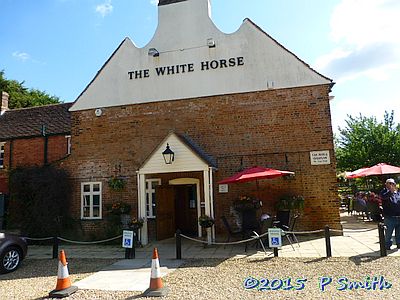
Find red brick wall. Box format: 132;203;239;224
62;84;340;235
0;135;69;194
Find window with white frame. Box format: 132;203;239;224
81;182;102;219
0;143;5;169
146;179;161;218
65;135;71;155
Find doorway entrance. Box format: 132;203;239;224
174;184;197;236
155;182;199;241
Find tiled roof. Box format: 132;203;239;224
177;133;218;168
0;103;72;141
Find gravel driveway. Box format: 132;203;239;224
1;256;399;299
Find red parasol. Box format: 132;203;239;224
345;167;369;179
346;163;400;178
218;166;294;184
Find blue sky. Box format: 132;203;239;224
1;0;399;134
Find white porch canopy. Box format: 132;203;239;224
137;132;216;245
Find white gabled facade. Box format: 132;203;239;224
70;0;331;112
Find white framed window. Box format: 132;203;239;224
81;182;102;219
65;135;71;155
146;179;161;218
0;142;5;169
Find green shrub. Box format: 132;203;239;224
8;166;75;237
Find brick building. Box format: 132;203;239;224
0;91;72;228
63;0;340;243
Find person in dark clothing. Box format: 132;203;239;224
380;178;400;250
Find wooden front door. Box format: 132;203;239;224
175;185;198;235
156;185;176;240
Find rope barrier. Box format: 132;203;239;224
57;235;122;244
24;237;54;241
285;229;324;234
331;228;377;233
180;231;270;246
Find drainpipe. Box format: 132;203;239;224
42;124;48;165
8;140;13;169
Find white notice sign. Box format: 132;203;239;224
219;184;228;193
310;150;331;165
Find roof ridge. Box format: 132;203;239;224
5;102;73;113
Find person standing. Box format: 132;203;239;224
380;178;400;250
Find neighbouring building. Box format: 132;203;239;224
61;0;340;244
0;92;72;228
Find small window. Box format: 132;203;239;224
81;182;102;219
0;143;5;169
146;179;161;218
65;136;71;155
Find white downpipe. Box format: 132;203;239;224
138;173;148;245
203;169;211;245
209;167;215;241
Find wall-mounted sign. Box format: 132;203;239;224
219;184;229;193
128;56;245;80
310;150;331;165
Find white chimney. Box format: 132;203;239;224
1;91;9;115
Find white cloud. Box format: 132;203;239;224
315;0;400;83
12;51;30;61
95;0;113;17
150;0;159;5
330;94;400;134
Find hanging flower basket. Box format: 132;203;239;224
198;215;215;228
108;176;125;191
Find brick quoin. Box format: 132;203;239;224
61;84;340;235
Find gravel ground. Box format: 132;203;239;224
1;256;400;299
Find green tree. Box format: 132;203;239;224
335;111;400;171
0;70;60;109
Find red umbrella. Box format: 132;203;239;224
218;166;294;200
218;166;294;184
345;167;369;179
346;163;400;178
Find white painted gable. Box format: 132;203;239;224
139;132;209;174
71;0;332;111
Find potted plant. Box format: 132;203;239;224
233;195;262;212
130;217;144;230
275;195;304;227
198;215;215;228
110;201;132;215
276;195;304;211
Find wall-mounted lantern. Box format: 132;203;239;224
162;143;174;164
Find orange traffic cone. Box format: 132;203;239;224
49;250;78;298
143;248;169;297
